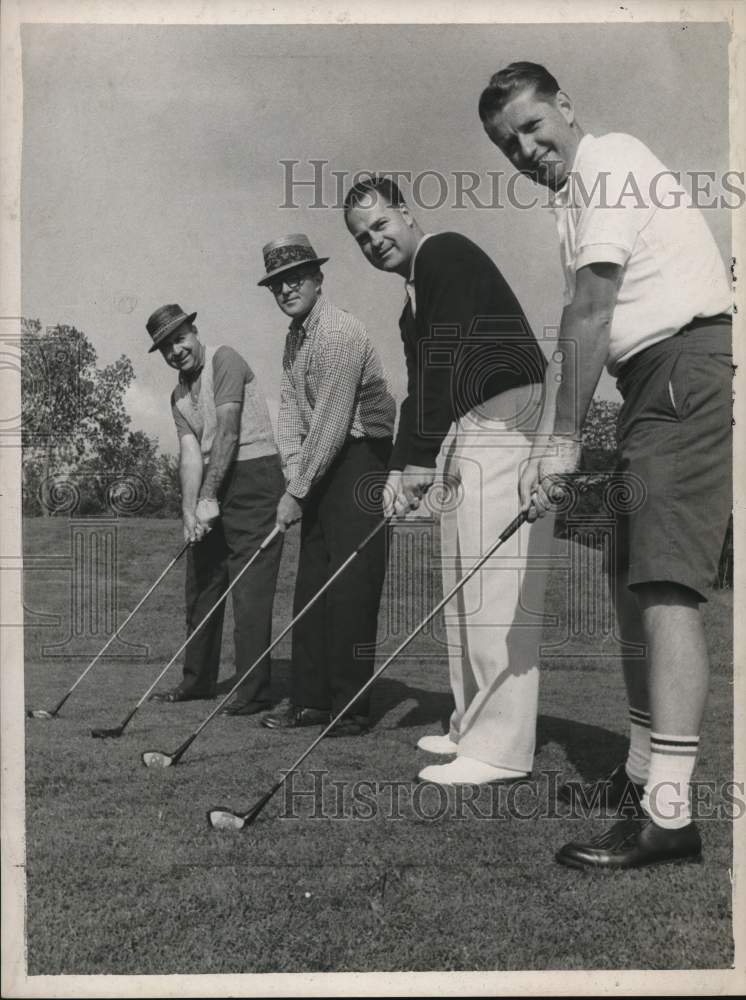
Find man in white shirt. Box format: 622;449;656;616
480;62;732;869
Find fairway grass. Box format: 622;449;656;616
21;518;735;974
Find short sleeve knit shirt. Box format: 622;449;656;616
551;133;731;374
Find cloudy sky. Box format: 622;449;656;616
20;17;732;452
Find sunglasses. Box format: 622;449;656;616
267;270;315;296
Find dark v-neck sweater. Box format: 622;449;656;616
390;231;548;470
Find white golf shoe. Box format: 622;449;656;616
416;733;459;755
417;755;528;787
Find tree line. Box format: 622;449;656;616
21;319;180;518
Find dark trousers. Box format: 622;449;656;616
615;316;732;600
291;437;392;718
183;454;284;703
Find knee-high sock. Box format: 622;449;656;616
642;732;699;829
626;707;651;784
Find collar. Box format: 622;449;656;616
549;133;593;209
405;233;433;316
289;294;324;340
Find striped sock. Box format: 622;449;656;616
626;707;651;785
642;732;700;829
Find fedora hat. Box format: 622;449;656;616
257;233;329;287
146;304;197;353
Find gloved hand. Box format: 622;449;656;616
195;496;221;536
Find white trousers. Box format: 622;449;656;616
440;385;556;773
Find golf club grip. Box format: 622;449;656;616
499;510;528;542
262;525;282;548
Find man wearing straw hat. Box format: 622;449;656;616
146;304;285;714
257;234;396;737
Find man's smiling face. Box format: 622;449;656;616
483;86;580;191
269;266;322;321
159;323;202;374
345;192;420;278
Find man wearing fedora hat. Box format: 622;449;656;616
257;234;396;737
146;303;285;713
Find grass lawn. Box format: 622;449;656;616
21;517;734;974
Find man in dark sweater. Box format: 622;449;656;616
344;177;557;786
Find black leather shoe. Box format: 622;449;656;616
558;763;645;816
149;686;215;703
556;816;702;870
261;705;330;729
325;715;369;738
219;700;272;717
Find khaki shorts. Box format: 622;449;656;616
614;315;732;601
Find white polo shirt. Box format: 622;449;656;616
552;132;731;374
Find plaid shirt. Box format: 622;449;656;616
279;296;396;500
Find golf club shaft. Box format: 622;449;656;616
124;525;282;729
169;515;392;763
47;539;191;716
261;510;528;807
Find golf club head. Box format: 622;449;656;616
141;750;174;768
90;726;123;739
27;709;56;720
207;807;246;831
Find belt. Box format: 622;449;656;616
678;312;732;335
617;313;732;381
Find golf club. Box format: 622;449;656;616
207;509;528;830
90;525;281;739
141;515;392;768
27;539;191;721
